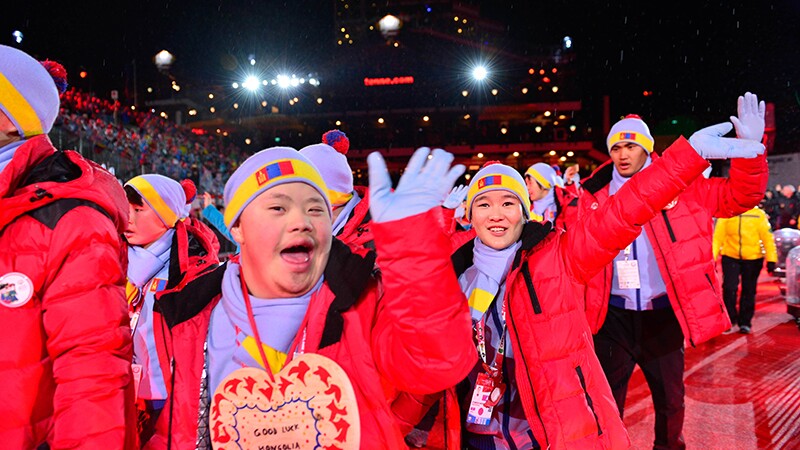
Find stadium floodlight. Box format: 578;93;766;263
378;14;401;38
472;65;488;81
242;76;260;91
154;50;175;71
277;74;291;89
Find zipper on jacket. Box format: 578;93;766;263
575;365;603;436
704;273;717;295
738;216;743;259
506;294;550;447
521;261;543;314
661;210;677;242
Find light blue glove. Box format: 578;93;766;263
368;147;466;223
442;185;469;209
689;122;765;159
730;92;766;142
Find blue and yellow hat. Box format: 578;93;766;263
524;162;563;190
223;147;331;228
125;174;191;228
466;162;530;220
0;45;62;138
606;114;654;153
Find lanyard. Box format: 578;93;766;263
129;278;156;336
239;269;307;383
475;298;508;375
623;244;632;260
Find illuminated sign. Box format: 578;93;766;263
364;76;415;86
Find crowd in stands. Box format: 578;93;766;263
760;183;800;230
55;88;247;199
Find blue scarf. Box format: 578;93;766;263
207;261;321;392
127;229;174;288
609;155;652;194
0;140;25;173
532;189;557;223
332;190;361;236
458;238;521;321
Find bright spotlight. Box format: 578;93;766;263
242;76;260;91
277;75;290;89
563;36;573;49
472;66;488;81
12;30;23;44
154;50;175;71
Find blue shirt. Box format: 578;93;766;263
608;159;668;310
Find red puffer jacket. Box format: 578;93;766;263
400;138;710;449
576;144;767;346
0;135;137;449
147;215;221;414
144;209;476;449
335;185;374;251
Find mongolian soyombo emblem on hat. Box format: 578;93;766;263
211;353;360;449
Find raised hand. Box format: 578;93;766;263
689;122;765;159
368;147;466;223
443;185;469;209
730;92;766;142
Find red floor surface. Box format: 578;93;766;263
418;274;800;449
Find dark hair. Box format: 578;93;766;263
125;185;144;206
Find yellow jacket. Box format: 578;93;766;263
713;207;778;262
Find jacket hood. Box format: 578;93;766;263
0;135;128;232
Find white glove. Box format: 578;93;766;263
368;147;466;223
730;92;766;142
442;185;469;209
689;122;765;159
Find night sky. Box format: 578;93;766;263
3;0;799;148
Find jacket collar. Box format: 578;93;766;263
319;238;376;348
580;160;614;195
157;236;377;345
452;220;554;275
582;153;662;195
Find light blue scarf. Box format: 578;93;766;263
458;238;521;321
0;140;25;173
332;190;361;236
532;189;557;223
127;229;174;288
207;261;321;392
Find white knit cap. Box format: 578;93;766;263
299;130;354;206
606;114;654;153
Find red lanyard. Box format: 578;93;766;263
475;298;508;376
240;269;276;383
239;269;309;383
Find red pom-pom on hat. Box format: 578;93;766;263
180;179;197;204
482;160;503;168
322;129;350;155
40;60;68;94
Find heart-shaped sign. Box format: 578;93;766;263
211;353;360;450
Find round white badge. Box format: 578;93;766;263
0;272;34;308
